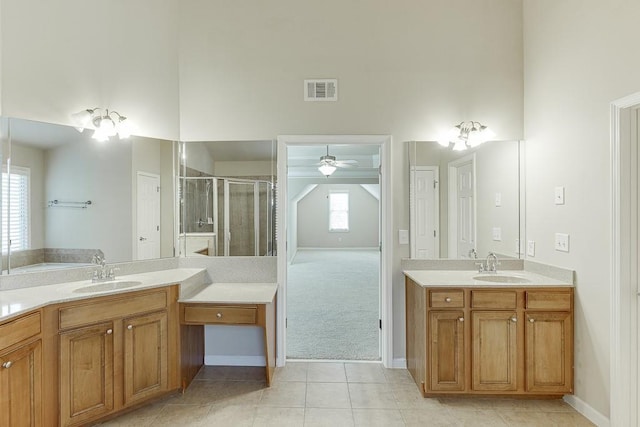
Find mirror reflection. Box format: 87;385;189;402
179;140;276;257
408;140;521;259
2;117;176;274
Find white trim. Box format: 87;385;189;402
391;357;407;369
447;153;477;258
564;395;610;427
204;355;266;366
611;91;640;427
277;134;393;368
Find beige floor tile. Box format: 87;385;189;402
306;382;351;408
198;404;257;426
352;408;405;426
474;398;544;412
307;362;347;382
392;384;444;410
304;408;355;427
437;397;484;409
345;363;387;383
194;365;266;381
533;398;575;412
545;412;596;426
260;381;307;407
348;383;398;409
401;408;461;427
98;401;165;426
253;407;305;426
449;408;509;426
383;368;415;384
276;362;309;382
149;404;212;426
177;379;265;405
498;410;560;426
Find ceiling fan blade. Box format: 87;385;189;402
336;159;358;164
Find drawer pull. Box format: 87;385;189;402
458;317;464;322
127;325;133;330
106;329;113;335
216;313;223;318
445;297;452;303
511;317;517;323
2;361;12;369
529;318;535;323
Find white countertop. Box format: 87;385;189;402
179;282;278;305
404;270;573;288
0;268;206;322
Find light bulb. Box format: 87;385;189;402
71;109;92;132
452;140;467;151
98;116;116;136
117;118;132;139
318;164;337;176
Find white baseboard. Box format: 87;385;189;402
204;355;266;367
297;247;379;251
563;395;609;427
391;358;407;369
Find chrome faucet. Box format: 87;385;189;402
91;254;117;282
468;248;478;259
485;252;499;273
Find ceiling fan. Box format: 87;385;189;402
317;146;358;176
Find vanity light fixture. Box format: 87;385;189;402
438;121;496;151
71;108;132;142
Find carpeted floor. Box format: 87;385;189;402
286;249;380;361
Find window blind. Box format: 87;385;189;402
329;191;349;231
2;166;30;253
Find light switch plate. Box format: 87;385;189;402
492;227;502;241
398;229;409;245
554;233;569;252
495;193;502;207
555;187;565;205
527;240;535;257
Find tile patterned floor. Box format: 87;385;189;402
98;362;595;426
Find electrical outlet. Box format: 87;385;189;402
398;229;409;245
495;193;502;207
554;233;569;252
492;227;502;241
527;240;535;257
555;187;565;205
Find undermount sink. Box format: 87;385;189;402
473;275;531;284
73;280;143;293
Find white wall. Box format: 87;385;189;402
44;139;132;262
297;184;379;248
0;0;180;140
523;0;640;419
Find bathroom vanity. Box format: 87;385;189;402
405;270;573;398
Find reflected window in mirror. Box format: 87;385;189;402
1;117;177;275
178;140;277;257
408;140;522;260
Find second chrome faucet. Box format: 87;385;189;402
476;252;500;273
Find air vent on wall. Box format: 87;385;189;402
304;79;338;101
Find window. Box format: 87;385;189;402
2;166;30;253
329;191;349;231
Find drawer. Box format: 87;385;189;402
182;305;258;325
526;291;572;311
59;290;168;330
430;290;464;308
0;311;41;351
471;290;517;309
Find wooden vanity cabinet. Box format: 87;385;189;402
57;286;179;426
0;311;43;427
405;278;573;398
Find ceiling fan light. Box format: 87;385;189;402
318;164;337;176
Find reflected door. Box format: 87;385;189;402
411;167;439;259
136;172;161;260
224;180;257;256
456;161;475;258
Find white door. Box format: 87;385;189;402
410;167;439;258
457;161;475;258
136;172;160;260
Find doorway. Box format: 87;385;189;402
611;92;640;426
276;135;393;367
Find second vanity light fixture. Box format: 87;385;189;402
438;121;496;151
71;108;132;142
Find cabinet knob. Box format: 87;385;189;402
445;297;452;303
127;325;133;330
2;361;12;369
458;317;464;322
216;313;223;318
106;329;113;335
511;317;517;322
529;318;535;323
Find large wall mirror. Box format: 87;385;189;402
178;140;276;257
1;117;176;274
408;140;523;259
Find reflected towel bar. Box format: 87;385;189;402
47;200;92;208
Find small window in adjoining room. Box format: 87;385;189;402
329;191;349;232
2;166;30;253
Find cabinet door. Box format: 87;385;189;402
0;340;42;427
472;311;517;391
525;312;573;393
429;311;465;391
60;322;114;426
123;310;168;406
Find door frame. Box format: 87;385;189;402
447;153;477;259
611;91;640;427
276;134;393;367
409;165;440;259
